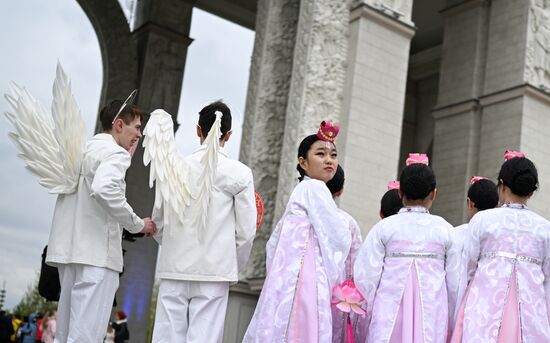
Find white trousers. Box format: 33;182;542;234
152;279;230;343
54;264;119;343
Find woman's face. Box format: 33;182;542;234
299;140;338;182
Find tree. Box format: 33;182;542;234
11;272;56;317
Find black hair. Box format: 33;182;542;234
198;100;232;138
296;134;321;181
380;189;403;218
99;100;143;131
399;163;436;200
326;165;345;195
498;157;538;196
468;179;498;210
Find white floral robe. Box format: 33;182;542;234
353;207;460;343
243;179;352;343
452;206;550;342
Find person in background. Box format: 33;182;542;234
111;310;129;343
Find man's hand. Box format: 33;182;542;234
141;217;157;237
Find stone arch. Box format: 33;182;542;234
76;0;139;132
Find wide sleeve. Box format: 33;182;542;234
353;222;386;324
543;223;550;325
90;150;144;233
445;226;464;326
152;199;164;245
348;216;363;277
297;179;351;287
234;170;257;273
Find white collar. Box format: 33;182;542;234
193;144;228;157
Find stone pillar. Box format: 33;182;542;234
431;0;490;224
432;0;550;224
477;0;550;216
224;1;300;341
119;1;194;341
338;1;415;233
76;0;139;133
274;0;351;221
239;0;300;287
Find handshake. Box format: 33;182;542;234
140;217;157;237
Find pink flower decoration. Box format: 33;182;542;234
504;150;525;161
405;153;429;166
470;176;488;185
387;180;400;190
332;279;366;316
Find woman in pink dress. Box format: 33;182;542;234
450;151;550;342
354;154;460;343
243;121;352;342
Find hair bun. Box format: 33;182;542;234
511;171;537;196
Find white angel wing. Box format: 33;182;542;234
196;111;222;229
143;109;197;226
143;109;222;236
4;63;87;194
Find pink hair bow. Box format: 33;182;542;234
332;279;366;316
504;150;525;161
316;120;340;143
387;181;400;190
470;176;488;185
406;153;429;166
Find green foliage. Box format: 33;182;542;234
11;272;57;317
145;280;159;342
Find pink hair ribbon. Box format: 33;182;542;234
405;153;429;166
470;176;488;185
504;150;525;161
387;180;400;190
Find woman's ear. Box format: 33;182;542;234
467;197;475;210
298;156;307;171
430;188;437;202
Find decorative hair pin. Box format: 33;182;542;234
255;192;264;232
316;120;340;143
112;89;138;124
504;150;525;161
470;176;488;185
387;180;400;190
406;153;429;166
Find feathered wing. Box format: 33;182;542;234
143;109;222;235
196;111;222;230
4;63;87;194
143;109;197;226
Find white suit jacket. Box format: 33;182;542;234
46;133;144;272
154;145;256;283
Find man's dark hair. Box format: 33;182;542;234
99;100;143;131
198;100;232;138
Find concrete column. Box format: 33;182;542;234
338;1;415;233
238;0;300;286
432;0;550;224
431;0;490;224
118;1;195;341
274;0;352;221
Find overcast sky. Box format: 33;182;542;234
0;0;254;310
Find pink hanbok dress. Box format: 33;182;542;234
354;206;460;343
332;209;365;343
450;204;550;342
243;179;352;342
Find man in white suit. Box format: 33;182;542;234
46;99;157;343
151;101;257;343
